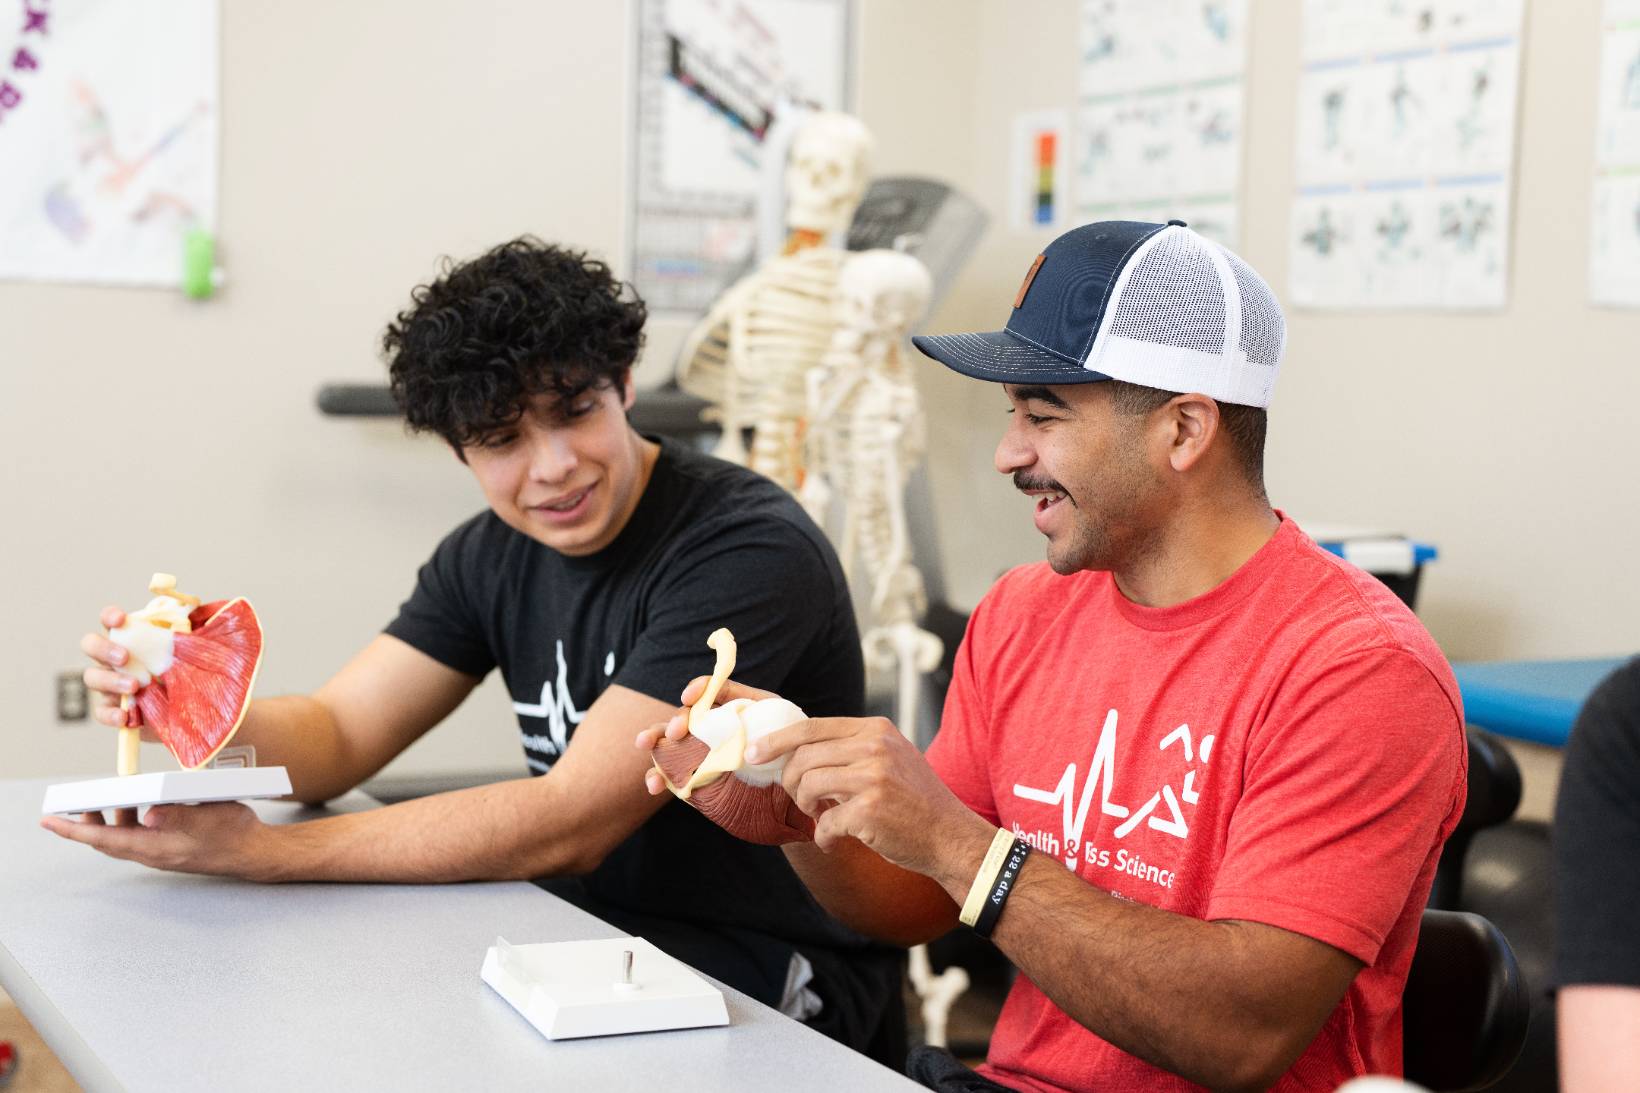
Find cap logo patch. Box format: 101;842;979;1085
1014;255;1046;309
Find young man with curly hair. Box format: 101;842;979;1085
55;237;905;1060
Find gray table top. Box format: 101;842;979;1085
1;777;919;1092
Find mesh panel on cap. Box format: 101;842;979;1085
1105;229;1227;356
1225;250;1285;367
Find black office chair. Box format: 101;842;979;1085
1402;909;1529;1092
1424;728;1556;1093
1428;729;1523;910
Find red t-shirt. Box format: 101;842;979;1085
927;516;1466;1092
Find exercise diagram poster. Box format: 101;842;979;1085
1075;0;1249;247
629;0;849;317
0;0;219;287
1289;0;1525;310
1591;0;1640;306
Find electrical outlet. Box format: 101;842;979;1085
56;671;89;722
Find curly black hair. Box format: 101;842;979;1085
383;237;647;449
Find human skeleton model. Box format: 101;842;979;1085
799;250;940;747
676;112;873;491
796;249;967;1045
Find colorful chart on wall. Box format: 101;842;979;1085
0;0;219;288
1074;0;1249;247
1591;0;1640;306
629;0;850;318
1289;0;1525;310
1009;110;1069;232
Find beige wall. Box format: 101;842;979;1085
920;0;1640;672
0;0;979;780
2;1;1631;785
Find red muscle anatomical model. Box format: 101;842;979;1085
107;573;263;773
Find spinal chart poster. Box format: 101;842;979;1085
1591;0;1640;306
1289;0;1524;310
0;0;219;288
1075;0;1249;247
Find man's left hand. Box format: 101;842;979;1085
41;803;275;881
749;715;992;883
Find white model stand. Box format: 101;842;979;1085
42;766;292;815
677;112;874;491
799;248;970;1047
481;936;728;1040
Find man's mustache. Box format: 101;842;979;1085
1013;472;1067;495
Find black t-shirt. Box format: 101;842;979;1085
384;438;898;1038
1551;655;1640;989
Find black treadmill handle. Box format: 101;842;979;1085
316;383;399;417
313;381;718;438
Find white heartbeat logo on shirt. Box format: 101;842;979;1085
1012;708;1213;867
512;641;616;763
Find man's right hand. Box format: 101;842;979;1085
80;606;158;740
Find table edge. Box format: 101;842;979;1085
1;937;124;1093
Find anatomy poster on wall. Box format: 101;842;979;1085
0;0;219;288
629;0;850;317
1289;0;1525;310
1591;0;1640;306
1074;0;1249;246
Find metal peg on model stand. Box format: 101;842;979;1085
615;949;642;995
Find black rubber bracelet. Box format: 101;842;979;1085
972;838;1030;939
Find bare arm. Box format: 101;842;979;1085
47;681;676;883
773;756;1353;1088
764;715;1363;1093
1559;986;1640;1093
242;681;676;882
637;678;956;945
781;838;957;948
82;611;475;804
916;817;1360;1092
640;676;1360;1086
244;635;479;803
67;611;681;883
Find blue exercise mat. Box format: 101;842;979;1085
1451;658;1628;747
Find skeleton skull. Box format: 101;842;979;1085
837;250;934;342
785;112;874;235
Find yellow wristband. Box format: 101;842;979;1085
958;828;1017;928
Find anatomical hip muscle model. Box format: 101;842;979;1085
676;111;873;490
651;629;815;846
656;624;970;1046
107;572;263;772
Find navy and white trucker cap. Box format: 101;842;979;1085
912;220;1287;409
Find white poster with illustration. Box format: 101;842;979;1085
1591;0;1640;306
1289;0;1524;310
0;0;219;287
1074;0;1248;247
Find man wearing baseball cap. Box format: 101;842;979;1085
641;220;1466;1091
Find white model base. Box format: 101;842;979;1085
481;936;729;1040
41;767;293;815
